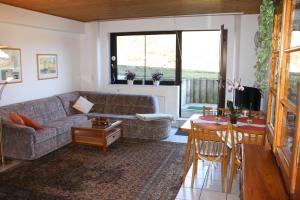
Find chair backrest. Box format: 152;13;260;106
231;125;265;146
251;110;262;118
203;107;230;117
191;121;229;161
218;108;230;116
203;106;215;116
242;110;262;118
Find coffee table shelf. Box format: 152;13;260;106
71;119;123;155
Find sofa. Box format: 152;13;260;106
0;91;172;160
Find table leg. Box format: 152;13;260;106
182;131;192;181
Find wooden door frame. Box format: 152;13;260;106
218;25;228;110
179;28;228;117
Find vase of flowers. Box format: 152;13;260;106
125;70;136;86
152;71;163;86
227;79;244;124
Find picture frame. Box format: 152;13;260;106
0;48;22;84
37;54;58;80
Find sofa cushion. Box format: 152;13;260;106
45;119;73;135
1;96;67;125
86;113;171;140
79;91;106;113
19;114;44;130
103;94;158;115
72;96;94;114
9;112;24;125
56;91;81;116
35;127;57;143
85;113;169;127
66;115;88;126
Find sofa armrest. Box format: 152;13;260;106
2;121;36;160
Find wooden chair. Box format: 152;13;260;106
251;110;263;118
228;125;266;192
203;106;230;117
190;121;230;192
202;106;215;116
243;110;263;118
218;108;230;116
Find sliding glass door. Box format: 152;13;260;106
180;27;227;118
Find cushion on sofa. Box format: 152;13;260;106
66;115;88;126
1;97;67;125
103;94;157;115
19;114;44;130
35;127;57;143
9;112;24;125
72;96;94;114
79;91;106;113
86;112;169;127
45;119;73;135
56;91;81;116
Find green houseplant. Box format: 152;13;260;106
152;71;164;86
254;0;274;92
227;79;245;124
124;70;136;86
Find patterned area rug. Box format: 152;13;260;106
0;140;188;200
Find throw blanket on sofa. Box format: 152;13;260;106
136;113;173;121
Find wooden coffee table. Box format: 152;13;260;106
71;119;123;155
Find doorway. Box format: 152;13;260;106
180;27;227;118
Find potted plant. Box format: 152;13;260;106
152;71;163;86
125;70;136;86
227;79;245;124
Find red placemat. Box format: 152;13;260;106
237;117;266;125
199;115;229;122
237;125;266;132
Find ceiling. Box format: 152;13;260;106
0;0;262;22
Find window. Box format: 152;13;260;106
110;32;179;85
266;0;300;195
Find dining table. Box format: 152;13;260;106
180;113;266;180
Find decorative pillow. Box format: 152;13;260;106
72;96;94;114
19;114;43;130
9;112;25;125
69;100;82;114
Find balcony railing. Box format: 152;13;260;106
181;79;219;105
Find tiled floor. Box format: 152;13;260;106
176;161;240;200
165;128;241;200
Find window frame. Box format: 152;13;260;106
110;31;182;86
267;0;300;195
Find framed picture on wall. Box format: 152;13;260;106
37;54;58;80
0;48;22;84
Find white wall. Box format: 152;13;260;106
79;15;259;118
238;15;259;86
0;3;84;106
0;3;259;116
